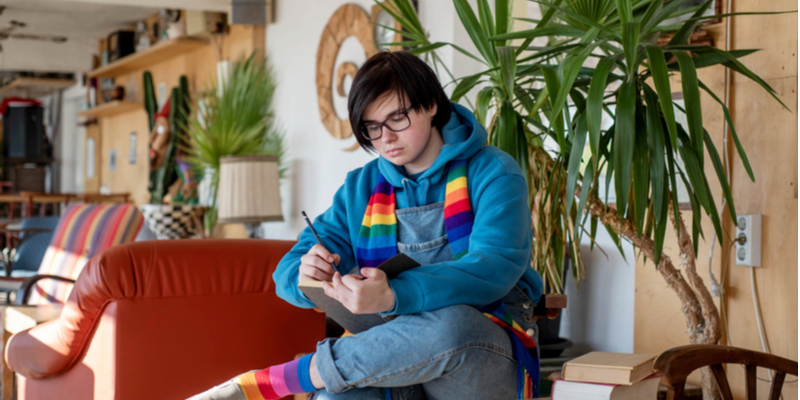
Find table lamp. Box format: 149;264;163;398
216;156;283;238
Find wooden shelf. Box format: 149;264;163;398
0;77;74;98
78;100;142;118
87;37;209;79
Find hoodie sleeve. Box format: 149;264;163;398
382;170;533;315
273;181;358;308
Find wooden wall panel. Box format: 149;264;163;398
93;25;266;205
634;0;798;398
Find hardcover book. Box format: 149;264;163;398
561;352;657;386
298;253;420;334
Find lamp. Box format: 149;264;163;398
217;156;283;238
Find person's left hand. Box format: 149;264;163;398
322;268;395;314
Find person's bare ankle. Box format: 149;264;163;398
309;354;325;390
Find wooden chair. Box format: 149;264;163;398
655;344;798;400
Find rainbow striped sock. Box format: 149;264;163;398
233;353;317;399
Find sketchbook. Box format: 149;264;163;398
298;253;420;334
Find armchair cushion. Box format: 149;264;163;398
5;239;326;400
27;203;143;305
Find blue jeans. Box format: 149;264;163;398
312;288;538;400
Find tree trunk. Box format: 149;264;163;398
582;192;722;399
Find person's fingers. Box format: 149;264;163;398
359;267;386;280
310;244;338;265
301;267;333;282
301;253;335;276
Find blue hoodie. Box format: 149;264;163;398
274;102;543;314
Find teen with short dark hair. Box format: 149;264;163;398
189;51;543;400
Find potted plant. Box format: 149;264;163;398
184;52;285;236
140;73;206;239
379;0;790;397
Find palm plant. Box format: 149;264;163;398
377;0;792;397
184;52;285;235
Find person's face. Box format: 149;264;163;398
361;92;441;174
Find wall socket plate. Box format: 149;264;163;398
735;214;761;267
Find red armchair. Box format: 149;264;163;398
4;239;326;400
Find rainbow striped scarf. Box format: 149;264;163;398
355;159;539;399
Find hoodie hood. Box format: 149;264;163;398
378;101;487;187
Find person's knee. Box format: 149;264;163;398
426;305;507;351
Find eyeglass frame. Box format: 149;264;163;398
360;107;413;141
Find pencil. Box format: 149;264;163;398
301;211;337;270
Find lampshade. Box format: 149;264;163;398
217;156;283;224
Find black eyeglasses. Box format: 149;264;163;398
361;107;413;141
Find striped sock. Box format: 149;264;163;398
233;353;317;399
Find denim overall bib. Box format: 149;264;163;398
396;200;539;342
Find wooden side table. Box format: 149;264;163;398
1;304;63;400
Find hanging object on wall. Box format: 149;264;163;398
371;1;407;51
315;4;378;143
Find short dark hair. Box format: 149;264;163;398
348;51;451;153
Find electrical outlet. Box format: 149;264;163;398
735;214;761;267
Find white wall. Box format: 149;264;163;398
262;0;471;240
262;0;635;356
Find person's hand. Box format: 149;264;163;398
322;268;395;314
298;244;340;282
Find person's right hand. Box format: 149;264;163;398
298;244;340;282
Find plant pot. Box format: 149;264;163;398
536;251;574;358
140;204;206;240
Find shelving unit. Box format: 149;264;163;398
0;77;74;98
87;37;209;79
78;100;142;118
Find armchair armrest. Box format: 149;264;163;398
15;274;76;305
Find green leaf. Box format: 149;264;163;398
663;131;681;239
613;78;636;216
530;0;620;38
498;46;517;98
653;175;669;266
587;55;618;165
490;25;587;41
644;44;678;149
476;86;494;126
516;114;530;187
677;136;710;210
672;51;704;168
590;216;598;250
477;0;496;38
451;72;485;102
567;114;588;213
406;42;447;55
697;80;755;181
616;0;633;24
667;49;759;70
703;129;737;221
642;84;666;223
496;100;518;156
638;0;662;29
495;0;511;38
621;21;640;76
453;0;498;66
668;0;712;46
541;65;566;152
632;104;649;236
642;0;691;35
550;31;601;136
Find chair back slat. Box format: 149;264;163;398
745;364;757;400
656;345;798;400
710;364;734;400
769;371;787;400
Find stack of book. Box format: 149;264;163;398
551;352;661;400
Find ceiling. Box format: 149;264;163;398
0;0;228;73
